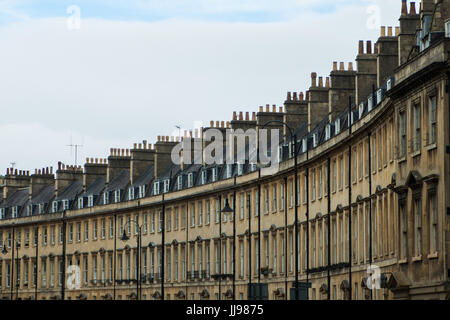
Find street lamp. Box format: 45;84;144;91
1;240;20;300
119;219;143;300
260;120;302;300
222;193;235;301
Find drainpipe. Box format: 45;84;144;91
368;130;373;301
35;227;38;300
327;157;331;300
61;210;67;300
113;213;117;300
348;96;353;300
284;176;288;300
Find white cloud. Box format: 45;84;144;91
0;0;401;173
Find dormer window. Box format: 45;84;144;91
201;170;207;185
138;185;146;198
52;201;58;213
312;133;318;148
11;206;18;218
27;205;33;216
38;203;44;214
187;173;194;188
358;103;364;118
445;20;450;38
376;89;383;105
335;119;341;135
237;163;243;176
88;195;94;207
114;190;121;203
128;187;135;201
226;164;233;179
103;192;109;205
348;111;354;125
302;138;307;153
386;77;394;91
62;200;69;210
368;96;374;111
177;176;183;190
78;197;84;209
154;181;160;195
0;208;5;219
13;206;19;218
325;125;331;141
212;168;217;182
163;179;170;193
250;163;257;172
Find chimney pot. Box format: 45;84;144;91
374;43;378;54
339;62;345;71
306;91;310;100
311;72;317;87
216;121;220;127
210;120;214;127
233;111;237;120
387;26;393;37
279;107;283;113
272;105;276;112
259;106;263;112
245;112;249;121
293;92;298;101
348;62;354;71
86;157;89;163
266;105;270;112
401;0;407;15
221;121;225;128
333;61;338;71
366;41;372;54
252;112;256;120
287;92;292;101
226;121;230;128
299;92;304;100
239;111;243;120
380;26;386;37
358;40;364;54
325;77;330;88
318;76;323;87
410;2;416;15
395;26;400;36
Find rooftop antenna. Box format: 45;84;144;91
67;135;83;166
175;125;181;138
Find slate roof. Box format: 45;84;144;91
55;180;83;201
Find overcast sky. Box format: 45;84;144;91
0;0;403;173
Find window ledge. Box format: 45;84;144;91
411;150;421;158
412;255;422;262
398;157;406;164
425;144;437;151
398;258;408;265
427;252;438;260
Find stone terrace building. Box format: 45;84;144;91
0;0;449;300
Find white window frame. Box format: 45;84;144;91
138;185;146;198
163;179;170;193
88;195;94;207
187;173;194;188
114;190;121;203
128;187;135;201
177;175;183;190
52;201;58;213
154;182;160;195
